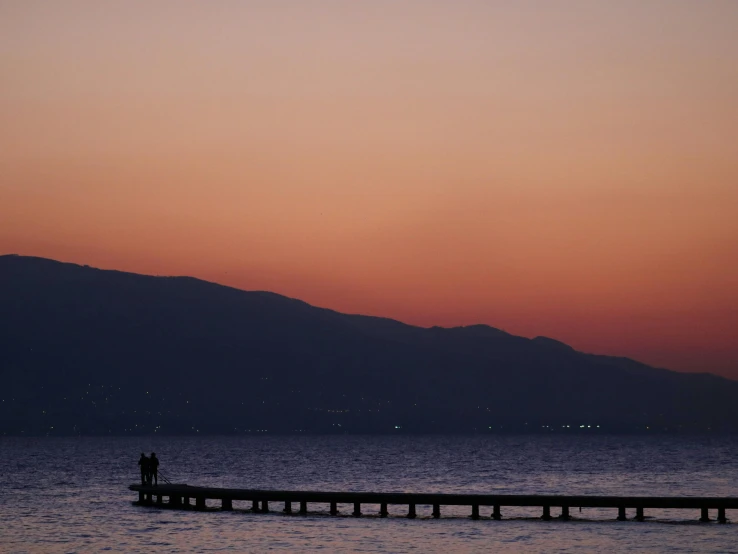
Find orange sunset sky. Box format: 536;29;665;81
1;1;737;377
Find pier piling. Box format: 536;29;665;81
407;503;417;519
635;507;644;521
541;505;551;520
432;504;440;518
379;503;388;517
283;501;292;514
700;508;710;522
330;501;338;516
617;506;627;521
471;504;479;520
492;505;502;520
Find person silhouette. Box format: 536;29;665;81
138;453;149;485
150;452;160;486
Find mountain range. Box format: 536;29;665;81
1;254;736;435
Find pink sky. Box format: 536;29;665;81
1;1;737;377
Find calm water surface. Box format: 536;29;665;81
1;436;737;552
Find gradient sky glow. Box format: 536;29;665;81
2;0;737;377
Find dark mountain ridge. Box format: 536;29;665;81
1;254;736;435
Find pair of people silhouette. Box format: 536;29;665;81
138;452;160;486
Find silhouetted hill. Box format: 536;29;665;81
1;254;737;435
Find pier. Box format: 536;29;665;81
130;484;736;523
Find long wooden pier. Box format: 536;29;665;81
130;484;737;523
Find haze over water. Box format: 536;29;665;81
2;435;737;552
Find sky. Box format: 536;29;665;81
1;0;737;378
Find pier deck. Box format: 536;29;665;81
130;484;737;522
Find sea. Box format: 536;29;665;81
1;435;737;553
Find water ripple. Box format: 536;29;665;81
1;436;738;552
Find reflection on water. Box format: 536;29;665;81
1;435;737;552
